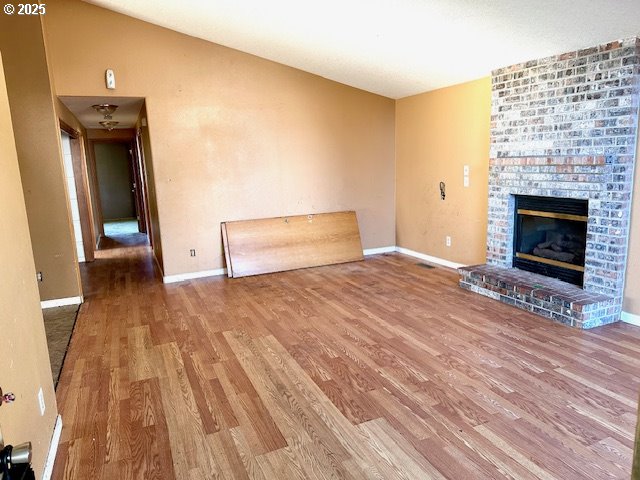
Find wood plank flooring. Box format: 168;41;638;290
52;243;640;479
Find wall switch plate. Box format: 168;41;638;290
38;388;45;416
190;249;196;257
463;165;470;175
105;69;116;89
36;272;43;282
446;236;452;247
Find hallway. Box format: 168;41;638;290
104;219;140;238
52;244;640;479
98;219;149;252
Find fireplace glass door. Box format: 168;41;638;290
513;196;588;286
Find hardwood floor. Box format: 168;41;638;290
52;243;640;479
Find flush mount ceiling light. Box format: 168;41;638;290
92;103;118;119
99;120;119;131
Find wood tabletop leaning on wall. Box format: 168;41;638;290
221;211;364;278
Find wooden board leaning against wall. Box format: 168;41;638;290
221;211;364;278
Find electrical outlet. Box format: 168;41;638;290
463;176;470;187
38;387;45;416
36;272;43;282
190;249;196;257
446;236;452;247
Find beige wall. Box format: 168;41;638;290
0;14;82;301
0;52;58;479
623;134;640;315
44;0;396;277
396;78;491;265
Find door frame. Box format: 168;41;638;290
129;143;146;234
59;120;95;262
134;131;152;242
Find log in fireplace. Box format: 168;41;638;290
513;195;588;287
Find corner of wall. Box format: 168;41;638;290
0;10;82;303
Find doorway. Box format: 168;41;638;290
59;122;94;262
60;131;85;260
57;96;153;253
92;139;149;249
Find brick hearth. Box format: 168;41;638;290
459;264;615;329
460;37;640;329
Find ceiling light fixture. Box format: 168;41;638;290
92;103;118;119
99;120;119;131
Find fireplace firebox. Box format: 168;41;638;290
513;196;588;287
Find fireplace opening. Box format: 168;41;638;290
513;195;588;286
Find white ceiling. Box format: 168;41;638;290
59;96;144;129
85;0;640;99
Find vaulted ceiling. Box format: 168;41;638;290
85;0;640;98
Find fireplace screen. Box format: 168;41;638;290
513;196;588;286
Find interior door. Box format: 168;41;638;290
129;143;146;233
134;132;151;238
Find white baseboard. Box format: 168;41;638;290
363;246;396;256
395;246;466;270
621;311;640;327
42;414;62;480
163;268;227;284
161;247;463;284
41;296;83;309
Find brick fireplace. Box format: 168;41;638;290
460;38;640;329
